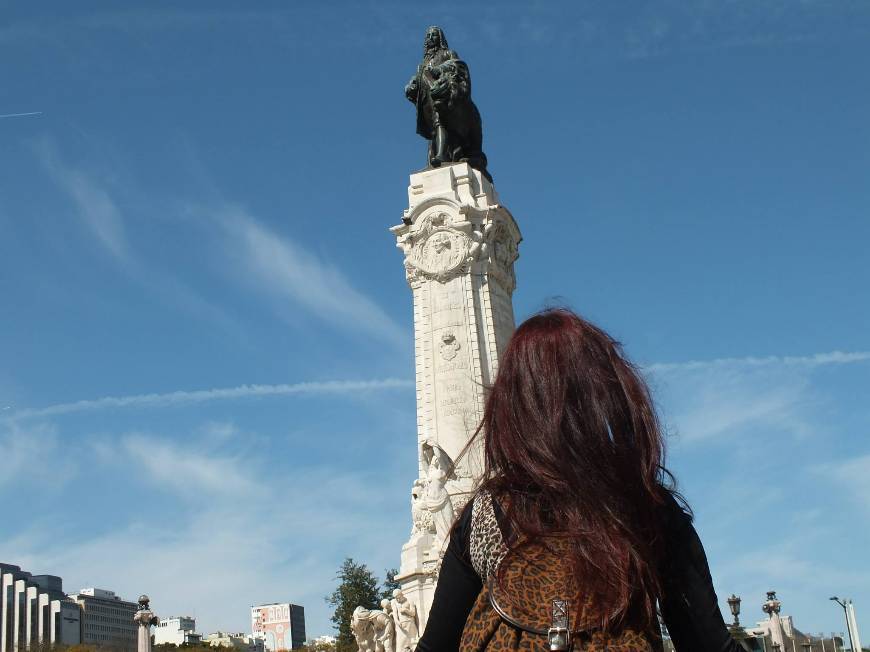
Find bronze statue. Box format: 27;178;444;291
405;26;491;181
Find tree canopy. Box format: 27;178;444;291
326;558;382;652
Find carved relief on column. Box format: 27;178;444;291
481;220;520;293
397;208;486;287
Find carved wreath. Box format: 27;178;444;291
406;211;474;283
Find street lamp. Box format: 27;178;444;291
830;597;855;652
728;594;742;628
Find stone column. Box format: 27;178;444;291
37;594;49;646
133;595;159;652
1;573;13;652
390;162;521;631
13;580;26;652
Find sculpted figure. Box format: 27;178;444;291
350;606;377;652
423;444;455;554
390;589;419;652
410;478;432;536
375;599;396;652
404;26;490;181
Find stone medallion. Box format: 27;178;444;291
408;212;472;282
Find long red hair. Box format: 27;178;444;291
477;308;682;629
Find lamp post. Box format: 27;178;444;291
830;598;855;652
728;595;742;628
727;594;750;649
133;595;159;652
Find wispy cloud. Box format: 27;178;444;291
816;453;870;513
648;352;870;632
122;433;260;497
8;350;866;424
0;422;75;488
646;350;870;443
0;111;42;119
4;378;413;420
647;350;870;374
34;139;129;261
0;421;411;638
218;207;404;342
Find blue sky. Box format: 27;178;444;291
1;0;869;641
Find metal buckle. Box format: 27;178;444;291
548;599;571;651
548;626;570;651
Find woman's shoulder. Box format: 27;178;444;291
654;487;696;560
450;488;491;551
658;487;693;525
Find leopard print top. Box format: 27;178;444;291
469;490;509;582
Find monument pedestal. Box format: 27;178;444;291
390;162;521;632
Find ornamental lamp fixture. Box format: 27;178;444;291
727;594;742;627
763;591;782;617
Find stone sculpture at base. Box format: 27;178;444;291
389;162;521;634
391;589;419;652
376;600;396;652
350;607;376;652
133;595;159;652
350;601;406;652
421;443;455;555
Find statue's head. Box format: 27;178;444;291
381;598;391;611
393;588;405;601
424;26;448;53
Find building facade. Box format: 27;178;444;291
69;588;138;649
203;631;264;652
153;616;199;646
250;603;305;651
309;635;336;648
1;563;80;652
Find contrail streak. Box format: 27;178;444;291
0;111;42;119
646;350;870;373
5;351;866;421
3;378;414;420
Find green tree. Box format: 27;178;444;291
381;568;400;601
326;558;381;652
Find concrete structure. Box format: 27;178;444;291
133;596;158;652
70;587;138;649
845;601;862;652
250;603;305;651
0;562;80;652
390;162;521;628
203;631;264;652
153;615;199;646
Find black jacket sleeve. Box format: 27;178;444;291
416;503;482;652
659;497;745;652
